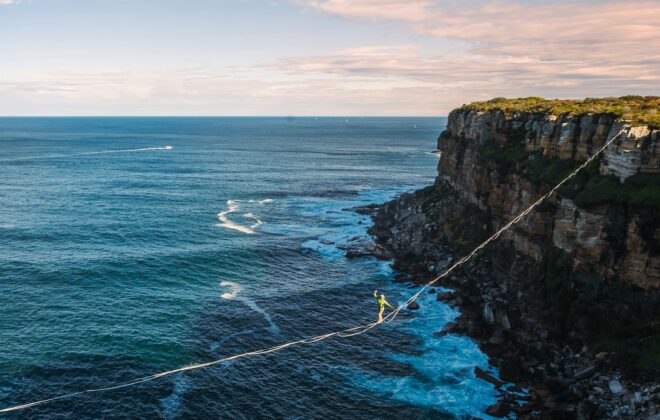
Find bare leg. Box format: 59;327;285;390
377;307;384;323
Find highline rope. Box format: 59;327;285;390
0;131;623;414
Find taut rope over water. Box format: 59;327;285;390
0;131;623;414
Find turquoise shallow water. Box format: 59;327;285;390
0;117;503;418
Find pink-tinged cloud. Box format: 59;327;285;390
269;43;658;111
1;1;658;115
296;0;660;62
295;0;436;21
420;1;660;63
282;0;659;113
2;41;657;116
0;67;456;115
275;48;657;87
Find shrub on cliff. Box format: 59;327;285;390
521;155;578;186
478;141;528;174
559;165;660;244
573;174;624;207
566;167;660;209
481;141;660;242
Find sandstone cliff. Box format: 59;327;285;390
440;108;659;288
368;100;660;417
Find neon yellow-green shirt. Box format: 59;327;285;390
374;291;393;310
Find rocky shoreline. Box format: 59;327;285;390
341;100;660;418
347;194;659;419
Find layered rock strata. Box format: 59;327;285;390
367;108;660;418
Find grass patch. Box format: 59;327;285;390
461;96;660;127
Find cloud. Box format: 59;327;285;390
294;0;436;21
267;42;658;113
336;52;651;81
0;66;451;115
280;0;660;112
1;1;658;115
274;46;658;89
2;42;657;116
420;1;660;64
295;0;660;63
0;0;22;4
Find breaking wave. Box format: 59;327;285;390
80;145;174;155
1;145;173;162
219;280;242;300
215;199;271;234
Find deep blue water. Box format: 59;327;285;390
0;117;502;419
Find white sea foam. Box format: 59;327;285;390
216;201;253;234
219;280;242;299
243;213;263;230
292;187;506;415
244;198;273;204
81;145;174;155
215;199;272;234
219;281;279;334
1;145;173;162
346;290;506;417
241;298;280;335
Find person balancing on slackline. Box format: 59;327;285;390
373;290;393;324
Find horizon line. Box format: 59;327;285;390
0;115;448;118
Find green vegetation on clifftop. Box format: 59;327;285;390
461;96;660;127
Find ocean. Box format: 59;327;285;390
0;117;503;419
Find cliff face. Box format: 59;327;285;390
440;109;659;288
369;106;660;392
445;110;659;179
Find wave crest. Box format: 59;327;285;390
215;199;272;234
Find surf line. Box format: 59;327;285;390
216;199;271;235
0;146;173;162
0;131;624;415
79;146;174;155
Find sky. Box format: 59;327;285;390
0;0;659;116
